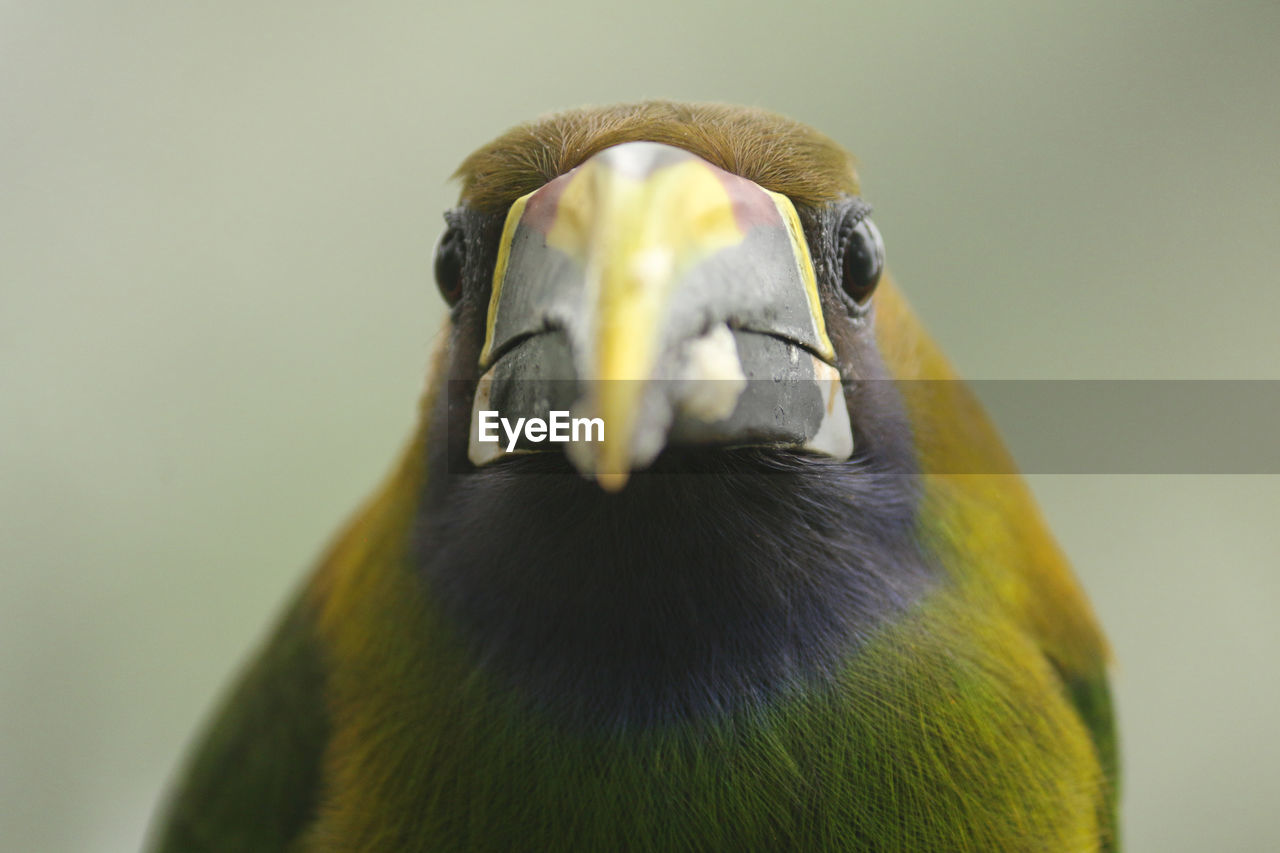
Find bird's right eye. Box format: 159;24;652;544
837;210;884;309
433;227;466;307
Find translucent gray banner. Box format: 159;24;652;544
965;380;1279;474
445;380;1280;474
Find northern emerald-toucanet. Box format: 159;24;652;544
150;101;1118;852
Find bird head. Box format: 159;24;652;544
425;102;917;491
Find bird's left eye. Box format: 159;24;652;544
837;212;884;308
433;226;466;307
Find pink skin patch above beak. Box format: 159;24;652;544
516;152;784;237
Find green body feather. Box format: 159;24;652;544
150;593;328;851
152;446;1115;851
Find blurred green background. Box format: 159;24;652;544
3;2;1277;850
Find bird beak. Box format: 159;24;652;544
469;141;853;490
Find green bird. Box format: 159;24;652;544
150;101;1118;852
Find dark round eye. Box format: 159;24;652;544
433;226;465;307
837;214;884;307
